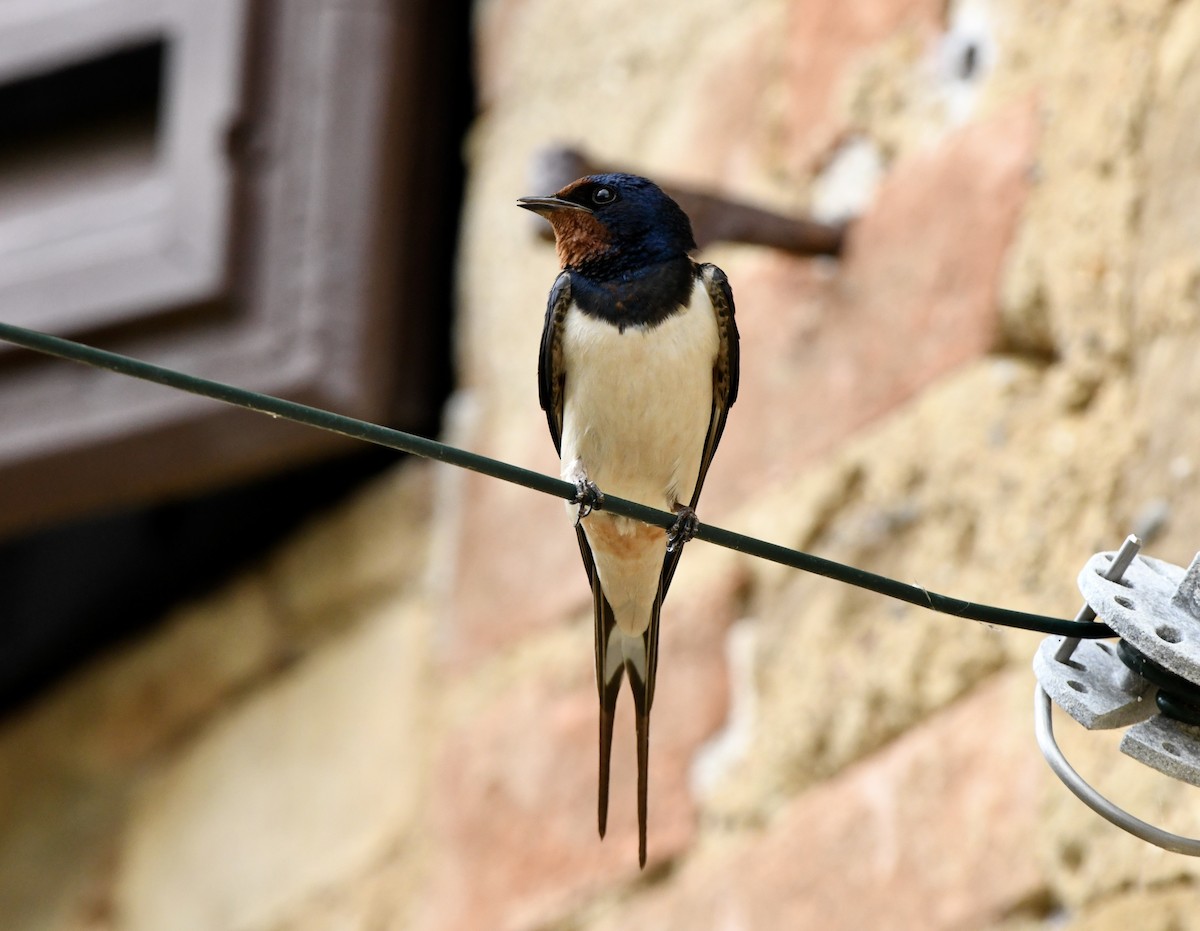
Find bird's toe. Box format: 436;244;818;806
573;478;605;524
666;505;699;552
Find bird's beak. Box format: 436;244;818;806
517;195;593;216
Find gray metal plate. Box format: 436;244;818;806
1121;715;1200;788
1078;553;1200;684
1034;635;1156;729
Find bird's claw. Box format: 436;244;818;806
666;506;699;553
572;478;605;525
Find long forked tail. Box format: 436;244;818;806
598;669;622;838
594;591;663;869
629;663;652;868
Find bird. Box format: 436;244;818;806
518;172;739;867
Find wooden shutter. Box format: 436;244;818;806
0;0;417;539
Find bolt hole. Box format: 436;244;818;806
1163;741;1181;757
1095;642;1114;655
1156;625;1182;644
1095;566;1132;587
1067;680;1088;693
1114;595;1135;610
1103;554;1114;562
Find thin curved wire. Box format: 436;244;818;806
0;320;1115;639
1034;685;1200;855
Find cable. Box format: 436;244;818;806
0;320;1114;639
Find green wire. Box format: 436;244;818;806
0;320;1114;640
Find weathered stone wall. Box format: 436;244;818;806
4;0;1200;928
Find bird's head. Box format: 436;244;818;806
518;173;696;274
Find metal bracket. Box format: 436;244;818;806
1033;634;1154;729
1033;536;1200;855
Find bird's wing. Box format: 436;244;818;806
538;272;627;848
690;262;740;505
538;271;572;454
538;272;598;583
660;262;740;595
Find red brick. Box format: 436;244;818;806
702;101;1038;515
418;571;742;931
784;0;943;168
587;672;1044;931
438;434;585;670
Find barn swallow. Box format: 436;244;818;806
518;173;739;866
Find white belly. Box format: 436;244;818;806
559;278;719;633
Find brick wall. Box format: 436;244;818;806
4;0;1200;928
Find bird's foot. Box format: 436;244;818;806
572;478;605;525
666;506;699;553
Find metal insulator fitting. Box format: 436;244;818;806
1033;537;1200;856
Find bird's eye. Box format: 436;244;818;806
591;186;616;206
